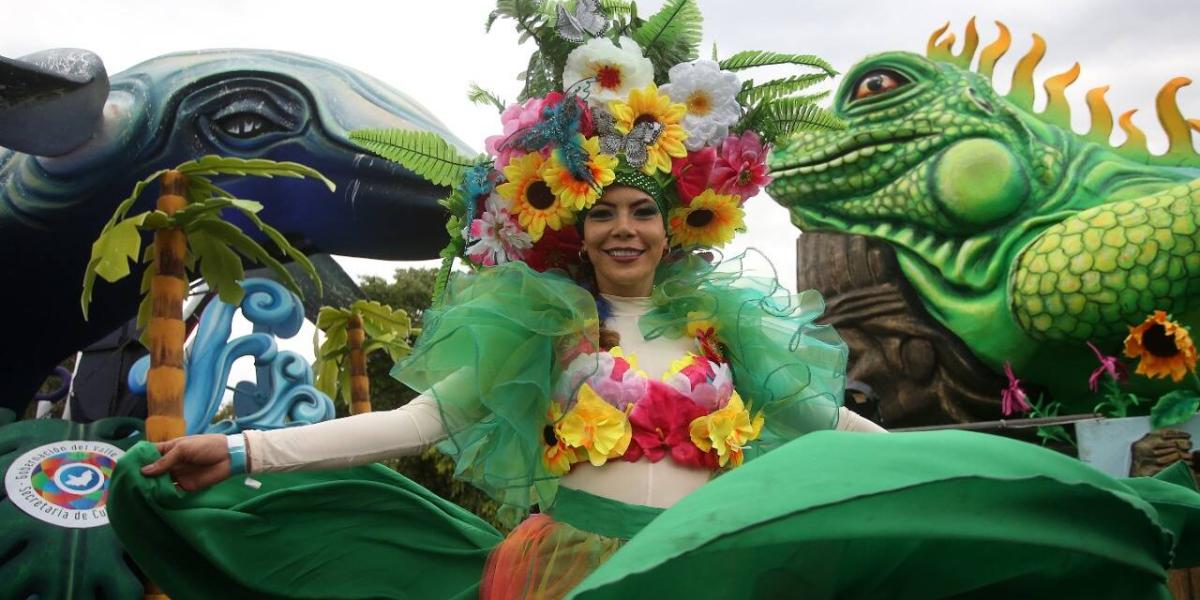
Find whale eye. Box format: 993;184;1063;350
213;112;286;138
849;69;910;102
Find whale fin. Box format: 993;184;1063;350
0;49;108;156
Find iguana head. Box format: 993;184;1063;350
767;49;1062;299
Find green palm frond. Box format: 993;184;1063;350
719;50;837;77
176;156;335;192
631;0;702;81
468;82;507;113
737;74;829;105
752;99;845;144
350;129;476;187
599;0;632;17
312;300;412;402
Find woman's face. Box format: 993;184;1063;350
583;185;668;297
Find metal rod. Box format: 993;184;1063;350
891;413;1104;432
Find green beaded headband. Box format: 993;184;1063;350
611;165;671;219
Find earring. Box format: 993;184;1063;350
578;248;589;263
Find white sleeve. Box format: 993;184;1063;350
243;394;447;473
835;406;887;432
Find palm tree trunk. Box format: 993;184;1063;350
145;170;188;443
347;313;371;414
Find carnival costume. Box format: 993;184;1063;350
109;2;1200;599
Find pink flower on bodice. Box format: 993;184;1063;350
623;381;716;468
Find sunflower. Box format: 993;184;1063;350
607;83;689;175
541;135;617;212
496;152;574;242
542;403;578;476
668;189;745;248
1124;311;1198;382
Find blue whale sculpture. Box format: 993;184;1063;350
0;49;473;412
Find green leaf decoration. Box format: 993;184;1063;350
600;0;633;17
631;0;702;81
314;354;341;399
719;50;837;77
176;155;335;192
351;299;412;340
1150;390;1200;429
188;228;247;306
751;99;845;144
80;216;145;318
186;218;294;303
222;200;321;298
350;129;475;187
468;82;507;113
737;74;829;105
100;169;168;233
185;176;236;206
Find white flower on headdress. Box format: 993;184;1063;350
465;193;533;266
562;36;654;106
659;60;741;151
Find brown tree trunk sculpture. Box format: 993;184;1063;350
145;171;188;443
347;313;372;415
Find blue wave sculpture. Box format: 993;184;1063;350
129;278;335;434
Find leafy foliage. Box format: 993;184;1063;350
631;0;703;82
81;157;330;330
740;97;844;145
1027;394;1076;449
314;300;414;406
1150;390;1200;429
737;73;827;105
349;129;476;187
467;82;507;113
719;50;837;77
488;0;573;100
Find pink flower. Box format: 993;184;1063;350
710;131;772;202
485;97;548;168
670;147;716;204
1087;341;1128;392
1001;362;1031;416
623;381;715;468
465;195;533;266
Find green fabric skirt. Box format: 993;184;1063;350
108;430;1200;600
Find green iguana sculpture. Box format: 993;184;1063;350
767;19;1200;408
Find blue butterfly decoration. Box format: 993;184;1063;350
498;79;597;188
459;163;496;240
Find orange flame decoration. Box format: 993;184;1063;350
926;18;1199;168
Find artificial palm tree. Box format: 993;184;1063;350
314;300;413;415
81;156;333;442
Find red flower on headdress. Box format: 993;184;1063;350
623;381;716;468
711;131;772;203
524;225;582;272
670;147;716;204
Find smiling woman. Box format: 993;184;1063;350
581;184;669;298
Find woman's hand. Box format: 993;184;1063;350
140;434;234;492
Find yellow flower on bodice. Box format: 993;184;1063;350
556;383;633;466
689;392;763;467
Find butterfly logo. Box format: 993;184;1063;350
593;105;663;170
556;0;610;43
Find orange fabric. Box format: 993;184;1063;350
481;514;624;600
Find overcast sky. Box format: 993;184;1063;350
4;0;1195;289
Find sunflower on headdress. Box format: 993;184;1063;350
497;152;574;242
1124;311;1198;383
668;189;745;248
541;135;617;212
607;83;689;175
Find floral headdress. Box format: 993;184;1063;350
350;0;843;300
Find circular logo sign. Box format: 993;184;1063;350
4;441;124;528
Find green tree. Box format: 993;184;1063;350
357;267;505;530
81;156;331;442
314;300;413;415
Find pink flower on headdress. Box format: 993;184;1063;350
1087;341;1128;392
465;194;533;266
485;97;549;169
1001;362;1031;417
710;131;772;202
670;147;716;205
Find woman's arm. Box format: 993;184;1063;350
243;394;446;473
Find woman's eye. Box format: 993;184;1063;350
635;207;660;218
850;69;910;102
588;209;613;220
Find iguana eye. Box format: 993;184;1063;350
850;69;910;102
